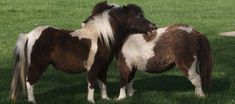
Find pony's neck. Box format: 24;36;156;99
80;10;115;48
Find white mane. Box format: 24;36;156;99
80;4;120;48
79;10;115;48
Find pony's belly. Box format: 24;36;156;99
123;52;153;71
53;61;87;74
58;67;87;74
51;46;92;73
145;62;175;73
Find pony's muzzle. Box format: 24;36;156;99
149;23;158;30
147;23;157;35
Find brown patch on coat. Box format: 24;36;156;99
27;27;91;84
143;32;157;42
117;52;132;87
145;24;212;91
146;24;200;75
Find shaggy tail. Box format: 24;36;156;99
198;35;212;92
10;33;28;101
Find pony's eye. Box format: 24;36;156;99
138;14;144;18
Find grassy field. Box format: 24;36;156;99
0;0;235;104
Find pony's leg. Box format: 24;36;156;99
87;67;99;103
117;57;131;100
87;81;95;103
26;81;35;104
127;69;136;97
187;57;205;97
97;80;109;100
117;82;127;101
26;62;48;104
98;67;110;100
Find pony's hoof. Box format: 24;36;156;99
88;99;95;103
28;100;36;104
87;97;95;103
127;90;135;97
116;96;126;101
102;96;110;100
195;92;205;98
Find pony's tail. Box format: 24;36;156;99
10;33;28;101
198;35;212;92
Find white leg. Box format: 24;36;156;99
87;83;95;103
98;80;110;100
188;56;205;97
127;81;135;97
26;81;36;104
117;86;127;101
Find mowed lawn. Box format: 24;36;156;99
0;0;235;104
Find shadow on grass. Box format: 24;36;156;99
134;75;231;93
35;82;87;104
32;75;230;104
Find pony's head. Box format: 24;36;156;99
83;1;157;34
81;1;157;47
113;4;157;34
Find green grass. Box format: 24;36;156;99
1;0;235;104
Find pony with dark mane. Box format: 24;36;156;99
10;1;157;103
117;24;212;100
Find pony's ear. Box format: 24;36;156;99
123;5;127;10
104;0;107;3
124;4;143;14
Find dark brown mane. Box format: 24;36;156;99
83;1;115;23
92;1;114;15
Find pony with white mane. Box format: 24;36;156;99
10;1;157;103
117;24;212;100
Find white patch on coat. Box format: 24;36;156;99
26;26;49;65
117;86;127;100
87;82;95;103
98;80;110;100
80;10;115;48
178;26;193;33
26;81;36;104
122;27;167;71
71;30;98;71
188;56;205;97
127;80;134;97
71;10;114;71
